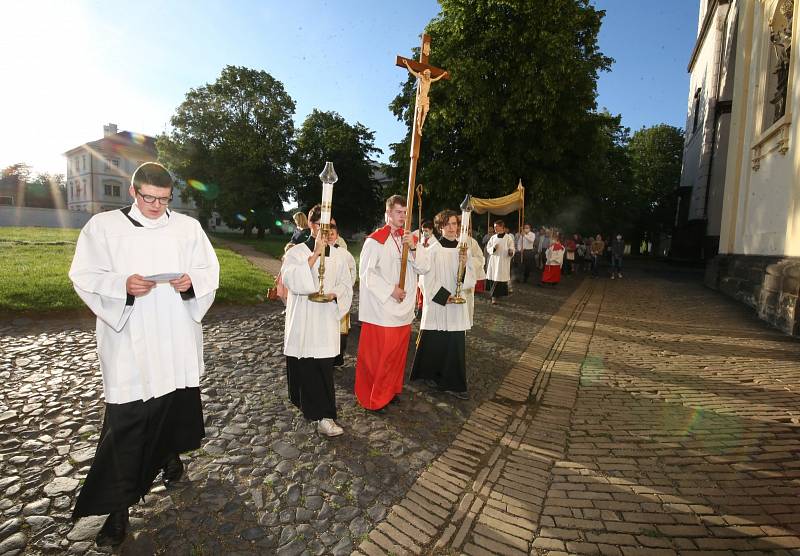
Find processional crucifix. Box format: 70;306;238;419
395;33;450;289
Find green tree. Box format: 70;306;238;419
1;164;32;206
627;124;684;253
389;0;612;220
26;173;66;208
157;65;296;236
293;110;382;233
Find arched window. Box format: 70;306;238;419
765;0;794;128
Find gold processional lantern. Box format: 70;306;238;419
309;162;338;303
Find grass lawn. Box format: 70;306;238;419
0;227;273;313
211;232;291;259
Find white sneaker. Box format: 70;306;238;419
610;275;615;280
317;418;344;437
618;273;622;279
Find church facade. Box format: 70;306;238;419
688;0;800;336
674;0;739;261
64;124;198;219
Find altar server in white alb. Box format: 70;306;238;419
282;205;353;436
485;219;515;305
410;210;476;399
69;162;219;547
355;195;430;411
327;220;357;368
465;227;485;327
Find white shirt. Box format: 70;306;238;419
69;203;219;404
358;226;430;327
546;243;565;266
282;242;353;358
517;231;536;250
486;233;515;282
418;239;476;332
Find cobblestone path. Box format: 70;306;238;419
355;269;800;555
0;273;576;555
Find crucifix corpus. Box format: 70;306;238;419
395;33;450;289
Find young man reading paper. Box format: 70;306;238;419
69;162;219;546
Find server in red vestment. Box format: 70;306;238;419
355;195;430;410
541;232;565;286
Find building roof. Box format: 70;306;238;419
64;130;157;158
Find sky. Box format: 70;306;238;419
0;0;700;177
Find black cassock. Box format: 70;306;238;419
72;387;204;518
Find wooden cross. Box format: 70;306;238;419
395;33;449;289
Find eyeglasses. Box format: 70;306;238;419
136;191;172;205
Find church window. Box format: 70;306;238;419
692;88;702;133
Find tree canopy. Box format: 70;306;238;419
627;124;684;246
157;65;296;236
1;164;65;208
389;0;613;221
292;110;383;233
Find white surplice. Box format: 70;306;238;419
358;226;430;327
418;239;476;332
282;243;353;358
465;236;485;327
69;203;219;404
485;233;516;282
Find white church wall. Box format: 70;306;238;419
721;0;798;257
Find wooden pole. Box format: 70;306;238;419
416;183;423;232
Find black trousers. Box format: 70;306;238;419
72;387;205;518
286;356;337;421
410;330;467;392
333;334;348;366
520;249;536;281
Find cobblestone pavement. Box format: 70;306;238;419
355;267;800;555
0;271;576;555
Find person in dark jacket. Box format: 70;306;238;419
610;234;624;279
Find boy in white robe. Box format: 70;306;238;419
69;162;219;547
410;210;476;399
485;219;515;305
355;195;430;410
465;231;485;328
328;220;357;367
282;206;353;436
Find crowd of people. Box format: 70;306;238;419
66;170;629;546
479;224;626;287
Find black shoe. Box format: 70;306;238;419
162;454;184;487
423;379;438;389
95;509;129;547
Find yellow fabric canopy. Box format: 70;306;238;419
471;182;524;215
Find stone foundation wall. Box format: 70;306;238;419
706;254;800;336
